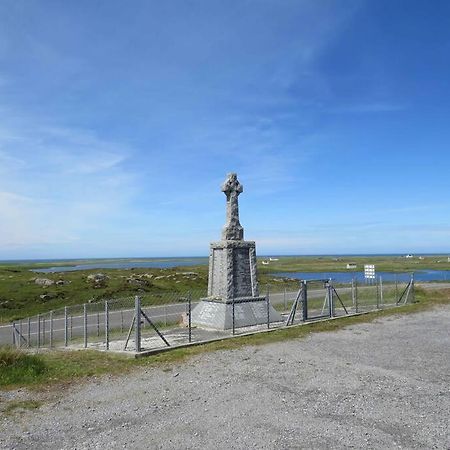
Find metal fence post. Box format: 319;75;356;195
12;322;16;347
302;281;308;322
351;278;355;309
283;286;287;310
105;300;109;351
380;276;383;307
19;321;23;348
83;304;87;349
64;306;68;347
395;274;398;303
42;317;46;347
331;283;335;317
188;292;192;343
327;283;334;317
355;279;359;313
27;317;31;348
376;277;380;309
266;285;270;329
37;315;41;349
408;274;415;303
97;311;100;337
50;311;53;348
135;296;141;352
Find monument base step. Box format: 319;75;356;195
191;297;283;330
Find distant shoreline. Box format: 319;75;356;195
2;253;450;265
1;253;448;274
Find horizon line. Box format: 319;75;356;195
2;252;450;264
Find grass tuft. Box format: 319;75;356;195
4;400;43;415
0;347;48;386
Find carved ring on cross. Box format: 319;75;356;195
221;173;243;198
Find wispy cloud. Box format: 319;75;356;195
0;150;26;168
1;1;448;258
0;115;138;254
252;223;450;255
7;125;129;174
0;191;78;248
37;127;129;175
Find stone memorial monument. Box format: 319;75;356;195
191;173;282;329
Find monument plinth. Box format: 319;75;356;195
191;173;282;330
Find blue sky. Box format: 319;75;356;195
1;0;450;259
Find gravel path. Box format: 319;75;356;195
1;307;449;449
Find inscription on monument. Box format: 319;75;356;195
233;247;252;298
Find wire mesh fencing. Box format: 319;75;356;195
9;275;415;353
262;282;300;315
133;290;205;352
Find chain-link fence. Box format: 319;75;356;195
8;275;415;353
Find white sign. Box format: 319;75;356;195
364;264;376;279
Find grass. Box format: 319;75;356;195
1;286;449;392
0;348;48;386
0;347;136;389
3;400;43;415
0;265;209;323
259;254;450;273
1;254;449;323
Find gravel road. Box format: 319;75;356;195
1;306;449;449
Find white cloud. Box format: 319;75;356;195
0;191;78;248
0;150;26;168
0;118;138;254
22;125;129;175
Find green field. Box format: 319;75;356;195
0;255;449;323
258;254;450;273
0;264;209;323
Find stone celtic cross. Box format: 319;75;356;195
221;172;244;240
191;171;282;329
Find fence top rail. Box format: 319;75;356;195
301;278;331;284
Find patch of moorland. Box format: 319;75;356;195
257;254;450;273
1;255;449;323
0;265;209;323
